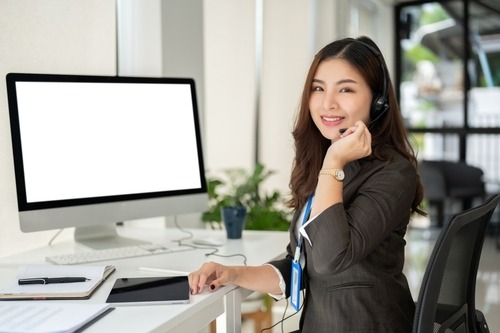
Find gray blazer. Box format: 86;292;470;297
269;148;416;332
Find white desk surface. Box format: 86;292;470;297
0;227;289;333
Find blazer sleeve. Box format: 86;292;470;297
303;155;417;275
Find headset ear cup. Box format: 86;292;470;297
380;101;389;118
370;96;389;123
371;96;384;118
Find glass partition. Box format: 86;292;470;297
396;0;500;194
399;1;464;129
468;1;500;128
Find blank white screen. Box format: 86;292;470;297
15;81;202;203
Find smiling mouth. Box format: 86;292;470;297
321;116;344;122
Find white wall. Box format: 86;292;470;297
203;0;257;173
117;0;163;77
0;0;117;257
259;0;332;194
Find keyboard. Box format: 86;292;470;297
46;243;191;265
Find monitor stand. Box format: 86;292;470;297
74;224;149;250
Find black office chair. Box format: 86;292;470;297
419;160;486;227
413;194;500;333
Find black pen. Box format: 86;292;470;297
18;277;89;285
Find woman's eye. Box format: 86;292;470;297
340;87;352;93
312;86;323;92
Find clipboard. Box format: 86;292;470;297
0;265;115;300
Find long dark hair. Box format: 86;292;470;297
288;36;425;216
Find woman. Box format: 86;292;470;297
189;36;425;332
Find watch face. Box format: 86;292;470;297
336;170;345;180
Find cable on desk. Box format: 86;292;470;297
204;248;248;266
171;215;195;244
171;215;248;266
260;289;304;333
48;228;64;246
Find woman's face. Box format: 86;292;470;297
309;58;372;142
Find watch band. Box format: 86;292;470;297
319;168;345;181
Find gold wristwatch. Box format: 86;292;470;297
319;168;345;181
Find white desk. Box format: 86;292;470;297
0;227;289;333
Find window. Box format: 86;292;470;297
396;0;500;194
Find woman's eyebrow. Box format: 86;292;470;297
312;78;358;85
336;78;358;85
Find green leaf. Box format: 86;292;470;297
201;164;291;231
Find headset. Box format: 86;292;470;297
345;38;390;126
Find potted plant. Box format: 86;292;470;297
201;163;291;236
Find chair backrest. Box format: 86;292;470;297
419;160;485;200
419;160;447;200
413;194;500;333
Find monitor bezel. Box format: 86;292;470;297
6;73;208;235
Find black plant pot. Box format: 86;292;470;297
221;206;247;239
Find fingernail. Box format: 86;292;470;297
210;284;215;290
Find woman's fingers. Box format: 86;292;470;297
188;261;231;295
189;262;214;294
334;121;372;160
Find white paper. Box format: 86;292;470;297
0;303;111;333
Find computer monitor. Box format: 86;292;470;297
6;73;208;249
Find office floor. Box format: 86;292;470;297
237;226;500;333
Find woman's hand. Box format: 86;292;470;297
189;263;282;296
311;120;372;217
188;261;237;295
324;120;372;168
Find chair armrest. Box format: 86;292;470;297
476;309;490;333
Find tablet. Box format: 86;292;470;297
105;276;190;306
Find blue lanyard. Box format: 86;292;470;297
297;194;314;249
